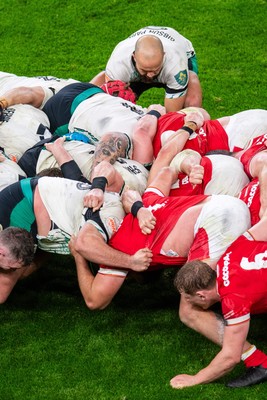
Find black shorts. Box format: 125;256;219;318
42;82;104;135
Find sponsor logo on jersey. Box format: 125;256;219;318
175;70;188;86
221;251;232;287
76;182;90;190
246;181;259;208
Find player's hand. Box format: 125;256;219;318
83;188;104;211
137;208;156;235
130;248;153;271
68;235;80;258
184;111;204;129
147;104;166;116
45;136;66;154
189;164;204;186
170;374;197;389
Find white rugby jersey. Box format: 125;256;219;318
68;92;146;143
106;26;194;98
36;141;148;195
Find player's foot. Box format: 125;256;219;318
226;365;267;388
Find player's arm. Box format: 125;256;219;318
0;86;45;108
148;110;203;185
70;225;152;309
164;96;186;113
45;137;90;183
184;71;203;108
132;105;166;165
89;71;106;86
170;320;249;388
122;190;156;235
74;223;152;272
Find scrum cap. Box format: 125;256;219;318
101;80;136;103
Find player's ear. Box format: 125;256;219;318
196;290;206;301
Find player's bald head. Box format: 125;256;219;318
135;35;164;59
133;36;164;81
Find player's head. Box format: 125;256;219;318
133;36;164;82
0;227;35;270
94;132;132;166
174;260;218;309
101;80;136;103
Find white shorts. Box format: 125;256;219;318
0;157;27;191
223;109;267;151
190;195;251;264
0;104;51;161
37;177;125;253
204;154;249;196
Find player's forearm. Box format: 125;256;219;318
1;86;44;108
122;189;143;214
76;231;133;269
189;347;241;386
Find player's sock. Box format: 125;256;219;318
242;345;267;368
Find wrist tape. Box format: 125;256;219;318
146;110;161;119
170;149;201;173
180;125;195;136
131;200;144;217
91;176;108;192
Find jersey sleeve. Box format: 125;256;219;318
221;293;251;325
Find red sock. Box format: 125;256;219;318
243;348;267;368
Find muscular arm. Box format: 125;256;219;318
170;320;249;388
164;96;185;113
148;129;191;185
70;240;126;310
183;71;203;108
132;105;165;165
71;224;152;309
148;111;203;184
0;86;45;108
75;223;152;271
89;71;106;86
